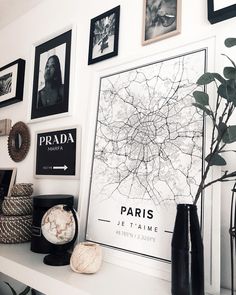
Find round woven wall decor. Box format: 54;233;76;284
8;121;30;162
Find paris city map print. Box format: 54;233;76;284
86;49;206;261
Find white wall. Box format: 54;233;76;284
0;0;235;292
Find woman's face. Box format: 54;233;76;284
44;57;57;81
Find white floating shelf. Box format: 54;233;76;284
0;243;231;295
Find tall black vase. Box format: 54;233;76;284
171;204;204;295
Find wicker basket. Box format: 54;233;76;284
0;214;32;244
2;196;32;216
10;183;33;197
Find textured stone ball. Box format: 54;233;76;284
41;204;76;245
70;242;103;274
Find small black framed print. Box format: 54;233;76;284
0;168;16;200
0;59;25;108
208;0;236;24
88;6;120;65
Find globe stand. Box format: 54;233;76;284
41;204;79;267
43;250;71;266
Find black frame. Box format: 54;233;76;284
88;6;120;65
208;0;236;24
31;29;72;120
34;127;79;179
0;168;16;200
0;59;25;108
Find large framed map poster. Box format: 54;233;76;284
85;48;206;262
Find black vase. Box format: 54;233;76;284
171;204;204;295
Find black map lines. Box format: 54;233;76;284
91;52;205;205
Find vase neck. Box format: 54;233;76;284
177;204;197;211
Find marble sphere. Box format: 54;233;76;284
41;204;76;245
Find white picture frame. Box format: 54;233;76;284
79;38;220;294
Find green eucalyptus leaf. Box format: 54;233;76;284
223;125;236;143
217;122;227;140
225;38;236;48
4;282;17;295
193;91;209;105
223;67;236;79
197;72;215;85
192;103;212;116
212;73;226;84
19;286;31;295
218;83;236;103
205;153;226;166
222;54;236;68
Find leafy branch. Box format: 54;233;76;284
4;282;32;295
192;38;236;205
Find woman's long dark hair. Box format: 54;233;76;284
46;55;62;86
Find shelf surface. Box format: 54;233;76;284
0;243;171;295
0;243;231;295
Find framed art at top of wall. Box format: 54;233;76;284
208;0;236;24
88;6;120;65
34;126;80;179
30;29;72;121
142;0;181;45
0;59;25;108
81;38;220;293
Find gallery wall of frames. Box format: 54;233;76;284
0;0;236;293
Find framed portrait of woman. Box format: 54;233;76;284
30;28;72;121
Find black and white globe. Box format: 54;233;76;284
41;204;76;245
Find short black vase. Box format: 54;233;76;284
171;204;204;295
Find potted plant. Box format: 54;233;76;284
4;282;36;295
171;38;236;295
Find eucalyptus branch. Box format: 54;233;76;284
192;39;236;206
203;171;236;189
221;53;236;68
193;102;232;205
220;150;236;153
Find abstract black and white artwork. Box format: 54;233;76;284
142;0;181;45
88;6;120;64
0;59;25;108
86;49;206;261
0;73;12;96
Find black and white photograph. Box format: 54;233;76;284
88;6;120;65
35;127;80;179
0;168;16;201
31;29;72;120
0;73;12;96
142;0;181;45
0;59;25;108
208;0;236;24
